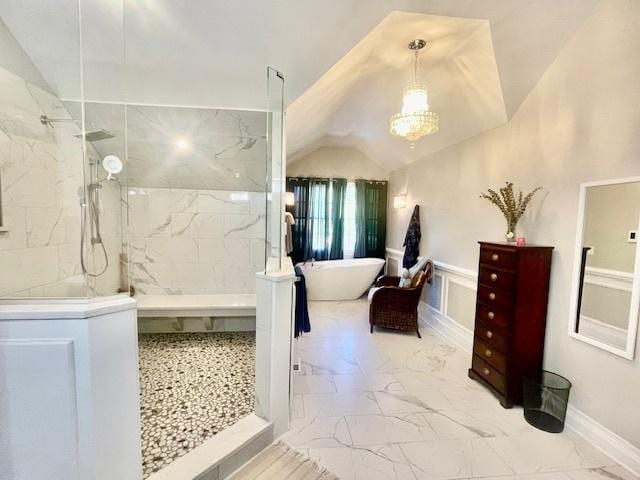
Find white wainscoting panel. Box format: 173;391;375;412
0;339;79;480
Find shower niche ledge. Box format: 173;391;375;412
0;295;142;480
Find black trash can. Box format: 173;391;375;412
523;371;571;433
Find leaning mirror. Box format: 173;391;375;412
569;177;640;359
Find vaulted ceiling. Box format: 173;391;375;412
0;0;599;171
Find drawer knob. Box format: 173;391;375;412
488;311;495;320
491;253;499;261
485;349;492;357
490;273;498;281
489;292;496;300
483;368;490;376
486;330;493;339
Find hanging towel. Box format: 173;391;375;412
402;205;421;269
285;212;295;255
294;266;311;338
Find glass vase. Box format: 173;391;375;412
505;220;517;242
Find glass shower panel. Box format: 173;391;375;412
121;104;267;296
265;67;285;273
0;1;87;298
79;0;129;297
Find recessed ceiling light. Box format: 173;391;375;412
234;172;241;178
174;136;191;152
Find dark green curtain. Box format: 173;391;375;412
287;176;383;261
354;179;367;257
306;178;331;260
328;178;347;259
286;177;310;264
354;180;387;259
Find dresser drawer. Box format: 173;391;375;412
472;354;507;394
476;303;512;329
479;266;515;292
480;247;517;271
473;338;507;373
475;320;509;351
477;284;514;311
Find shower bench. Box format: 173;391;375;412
135;294;256;332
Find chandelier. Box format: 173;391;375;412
389;39;439;147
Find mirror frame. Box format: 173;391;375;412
568;176;640;360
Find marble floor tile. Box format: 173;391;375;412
401;438;515;479
564;466;640;480
422;407;536;439
300;357;362;376
332;373;403;393
374;389;453;414
291;394;305;419
439;385;505;410
480;467;640;480
293;374;337;394
289;300;636;480
485;430;617;474
345;413;438;445
303;392;381;418
307;444;416;480
283;416;352;448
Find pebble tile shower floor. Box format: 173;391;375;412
138;332;256;478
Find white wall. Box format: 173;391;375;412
387;0;640;448
126;187;265;295
0;18;50;92
583;182;640;272
287;146;388;181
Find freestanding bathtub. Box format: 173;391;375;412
296;258;385;301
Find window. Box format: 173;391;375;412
343;181;356;258
310;181;331;252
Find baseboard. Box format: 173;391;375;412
419;301;640;476
565;405;640;476
418;300;473;354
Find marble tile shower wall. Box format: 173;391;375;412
126;187;266;294
0;66;87;297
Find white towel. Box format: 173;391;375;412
285;212;296;254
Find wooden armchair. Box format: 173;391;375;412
369;260;434;338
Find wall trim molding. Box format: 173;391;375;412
433;261;478;281
565;405;640;476
585;266;634;292
579;315;628;349
418;300;473;354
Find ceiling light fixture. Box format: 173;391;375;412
389;39;439;147
173;136;191;153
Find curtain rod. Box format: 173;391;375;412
286;177;387;184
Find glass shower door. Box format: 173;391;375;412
265;67;285;273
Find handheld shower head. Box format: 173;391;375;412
102;155;123;180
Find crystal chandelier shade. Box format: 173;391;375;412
389;40;439;146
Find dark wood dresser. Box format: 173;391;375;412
468;241;553;408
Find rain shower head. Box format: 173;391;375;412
74;130;115;142
40;116;115;142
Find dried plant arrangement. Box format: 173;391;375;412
480;182;542;241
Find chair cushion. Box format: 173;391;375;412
398;257;428;288
367;287;382;303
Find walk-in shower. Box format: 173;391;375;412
0;2;285;478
